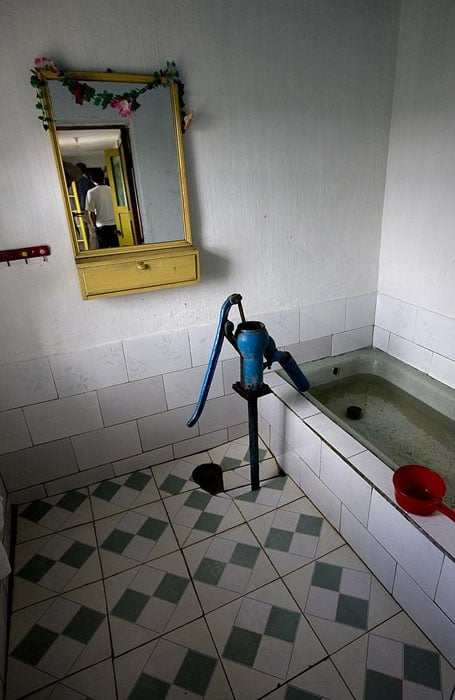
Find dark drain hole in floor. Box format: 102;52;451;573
192;463;224;495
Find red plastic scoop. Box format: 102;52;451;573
393;465;455;521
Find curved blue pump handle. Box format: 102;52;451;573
187;293;243;427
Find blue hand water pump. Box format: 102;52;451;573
188;294;310;491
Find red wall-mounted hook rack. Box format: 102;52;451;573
0;245;51;265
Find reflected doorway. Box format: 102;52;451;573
58;126;143;250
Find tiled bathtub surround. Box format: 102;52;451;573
258;384;455;666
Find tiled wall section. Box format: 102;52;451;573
0;294;376;503
374;293;455;389
0;482;11;700
258;387;455;666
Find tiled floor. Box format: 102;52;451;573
5;436;455;699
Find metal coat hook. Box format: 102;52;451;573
0;245;51;266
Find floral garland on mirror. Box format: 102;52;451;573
30;57;191;131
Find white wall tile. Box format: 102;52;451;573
393;566;455;666
259;308;300;347
263;370;287;388
123;330;192;380
298;457;341;530
9;484;47;505
320;444;372;525
375;294;417;341
435;557;455;622
331;326;373;355
45;463;115;496
373;326;390;352
345;294;377;331
0;439;77;491
138;405;199;452
0;358;57;411
228;422;249;442
72;422;141;470
340;506;396;592
305;413;364;458
50;343;128;397
258;393;286;436
198;393;245;434
414;308;455;361
163;365;223;410
24;393;103;443
272;384;319;419
406;510;455;560
270;429;301;486
0;409;32;454
188;323;238;367
222;357;240;394
285;337;332;364
429;353;455;389
113;445;173;476
282;411;322;475
98;376;167;425
173;429;228;459
388;334;432;373
300;299;346;342
350;451;396;502
368;491;444;597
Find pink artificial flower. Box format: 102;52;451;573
110;98;133;117
34;57;58;73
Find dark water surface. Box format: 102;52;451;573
310;374;455;507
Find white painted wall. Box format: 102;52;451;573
379;0;455;318
0;0;398;365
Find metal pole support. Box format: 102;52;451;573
233;382;271;491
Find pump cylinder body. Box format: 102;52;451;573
235;322;269;391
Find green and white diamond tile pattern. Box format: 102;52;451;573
22;659;116;699
209;436;271;472
248;497;344;576
114;618;234;699
94;500;179;577
6;438;455;700
163;489;245;547
331;613;455;700
231;475;304;519
152;451;213;498
205;578;327;699
7;582;110;699
285;545;401;655
183;524;279;613
12;523;101;611
105;550;203;655
265;657;355;700
89;469;159;519
16;490;92;544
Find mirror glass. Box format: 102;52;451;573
45;74;191;254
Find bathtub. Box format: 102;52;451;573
259;348;455;665
295;348;455;507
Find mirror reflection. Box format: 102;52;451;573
47;76;190;253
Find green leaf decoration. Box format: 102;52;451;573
31;59;188;131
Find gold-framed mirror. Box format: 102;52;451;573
34;63;199;299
